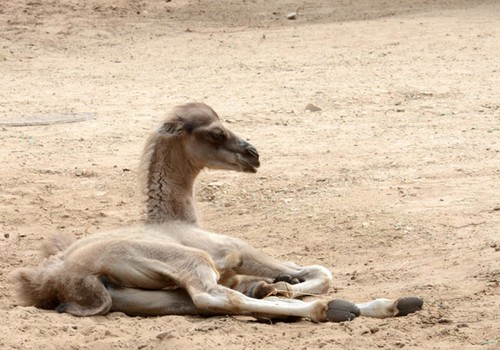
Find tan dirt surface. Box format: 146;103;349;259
0;0;499;349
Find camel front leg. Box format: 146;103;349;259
356;297;424;318
185;274;360;322
221;241;423;318
230;241;334;296
188;230;333;297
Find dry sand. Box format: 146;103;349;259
0;0;499;349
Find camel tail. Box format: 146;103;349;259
10;256;65;310
10;256;112;316
9;234;76;310
9;234;78;309
40;233;76;258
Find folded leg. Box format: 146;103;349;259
216;238;333;296
106;286;203;316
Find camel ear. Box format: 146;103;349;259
158;120;183;136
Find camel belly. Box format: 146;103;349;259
101;262;180;290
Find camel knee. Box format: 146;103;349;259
191;291;234;314
191;292;217;310
300;265;333;293
191;286;246;314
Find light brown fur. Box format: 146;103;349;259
11;103;423;322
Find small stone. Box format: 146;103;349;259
305;103;322;112
359;327;371;335
370;326;380;334
437;318;452;324
4;233;9;238
286;12;297;20
156;330;175;340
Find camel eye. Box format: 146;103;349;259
209;129;226;142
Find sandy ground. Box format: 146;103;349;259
0;0;499;349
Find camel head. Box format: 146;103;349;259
158;102;260;173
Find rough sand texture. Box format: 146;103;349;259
0;0;499;349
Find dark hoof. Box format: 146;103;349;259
273;274;303;284
326;299;360;322
394;297;424;317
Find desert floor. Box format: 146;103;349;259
0;0;499;349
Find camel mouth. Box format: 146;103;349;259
243;165;258;173
238;155;260;173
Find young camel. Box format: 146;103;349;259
11;103;423;322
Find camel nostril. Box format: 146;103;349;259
246;146;259;159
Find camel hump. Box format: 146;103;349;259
40;233;77;258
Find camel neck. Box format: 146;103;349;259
144;169;199;225
142;138;200;225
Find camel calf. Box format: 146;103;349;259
11;103;423;322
